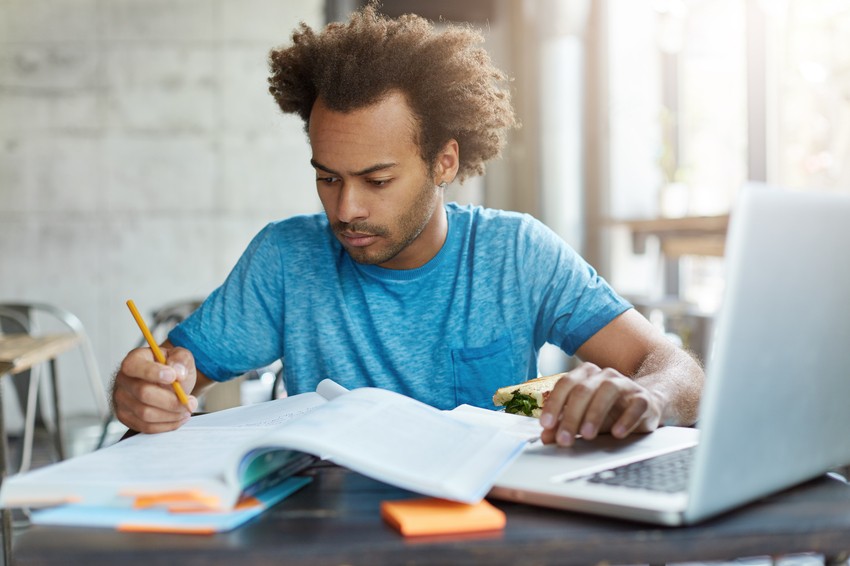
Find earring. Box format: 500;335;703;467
438;181;448;189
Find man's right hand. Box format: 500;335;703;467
112;343;200;434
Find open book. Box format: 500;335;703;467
0;380;526;517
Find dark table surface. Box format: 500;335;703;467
12;463;850;566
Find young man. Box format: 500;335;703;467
112;5;703;447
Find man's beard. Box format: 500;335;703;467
333;179;439;266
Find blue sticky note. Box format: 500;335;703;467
31;476;311;534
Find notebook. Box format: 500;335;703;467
490;184;850;525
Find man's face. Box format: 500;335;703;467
308;92;446;270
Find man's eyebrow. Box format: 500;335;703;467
310;159;338;175
310;159;398;177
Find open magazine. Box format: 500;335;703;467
0;380;526;523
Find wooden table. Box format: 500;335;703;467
0;333;80;566
613;214;730;300
616;214;730;258
12;463;850;566
0;335;81;377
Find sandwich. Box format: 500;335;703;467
492;374;562;417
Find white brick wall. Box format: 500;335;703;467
0;0;324;423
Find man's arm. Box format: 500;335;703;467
539;308;704;446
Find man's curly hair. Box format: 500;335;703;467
267;3;517;182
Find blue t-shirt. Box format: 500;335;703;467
169;204;631;410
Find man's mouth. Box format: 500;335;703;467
339;231;380;247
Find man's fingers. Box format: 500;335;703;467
539;365;606;446
162;346;198;397
113;383;192;434
575;374;624;440
538;362;661;446
117;408;191;434
554;380;597;445
115;379;192;418
539;365;598;428
612;395;654;438
120;347;175;384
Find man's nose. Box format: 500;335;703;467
336;183;368;224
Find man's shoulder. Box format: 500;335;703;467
242;213;334;266
446;202;551;242
259;212;329;241
270;212;328;230
446;202;536;228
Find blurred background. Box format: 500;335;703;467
1;0;849;455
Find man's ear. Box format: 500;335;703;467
433;139;460;186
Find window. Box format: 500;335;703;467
770;0;850;189
603;0;850;355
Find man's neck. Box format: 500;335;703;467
379;201;448;270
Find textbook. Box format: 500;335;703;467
0;380;526;516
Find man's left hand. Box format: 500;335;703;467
538;362;664;446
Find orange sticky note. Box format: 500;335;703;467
380;498;506;537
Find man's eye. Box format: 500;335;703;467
369;179;391;187
316;176;339;184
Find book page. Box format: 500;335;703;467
448;404;543;442
254;388;525;503
315;378;349;400
183;390;327;430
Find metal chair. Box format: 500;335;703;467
133;300;205;345
0;303;110;473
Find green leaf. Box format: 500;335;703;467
503;391;539;417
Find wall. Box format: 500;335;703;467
0;0;324;423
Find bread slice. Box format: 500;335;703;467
492;374;562;417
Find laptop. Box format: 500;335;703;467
490;184;850;526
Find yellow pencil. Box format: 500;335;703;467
126;299;191;407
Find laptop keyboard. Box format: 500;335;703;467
578;446;696;494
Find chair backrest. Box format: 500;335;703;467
138;300;205;346
0;306;30;334
1;305;42;427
